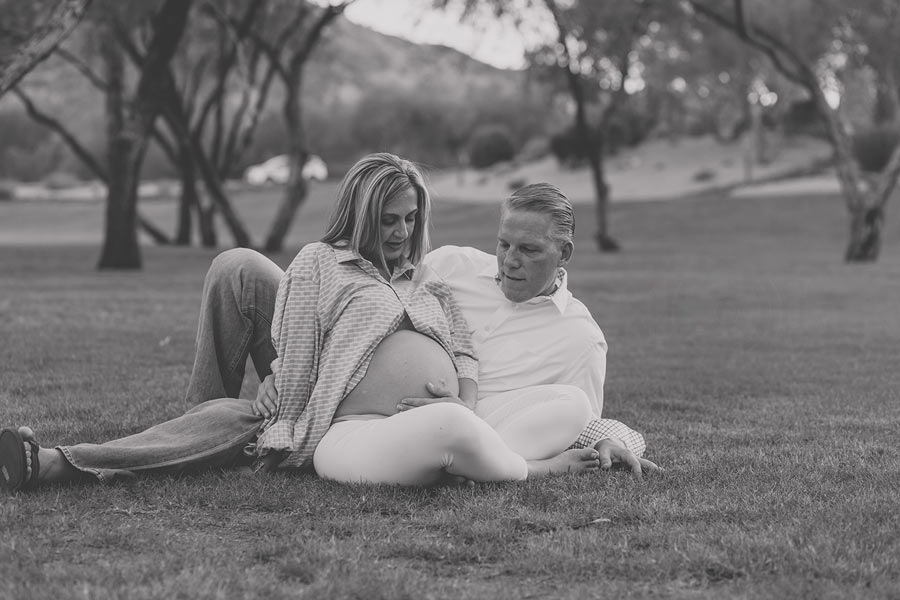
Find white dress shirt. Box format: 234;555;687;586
424;245;608;417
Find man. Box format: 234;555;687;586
187;183;658;478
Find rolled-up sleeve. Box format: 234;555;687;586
571;419;646;457
257;253;322;453
444;289;479;383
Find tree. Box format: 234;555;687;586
541;0;653;251
33;0;267;249
96;0;193;269
11;1;198;265
147;0;272;247
441;0;678;251
0;0;92;98
690;0;900;262
243;0;354;252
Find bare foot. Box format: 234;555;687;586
526;448;600;478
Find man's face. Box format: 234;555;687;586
496;209;573;303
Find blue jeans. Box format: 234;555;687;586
60;249;284;482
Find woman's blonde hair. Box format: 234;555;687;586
322;153;432;272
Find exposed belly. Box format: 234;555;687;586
333;330;459;419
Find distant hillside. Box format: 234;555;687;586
0;12;555;181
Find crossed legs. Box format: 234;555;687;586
313;403;598;485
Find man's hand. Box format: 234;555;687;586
397;380;465;412
252;374;278;418
594;438;662;482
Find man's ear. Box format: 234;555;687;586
559;241;574;266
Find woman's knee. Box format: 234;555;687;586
421;403;487;450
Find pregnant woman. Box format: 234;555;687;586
1;153;598;492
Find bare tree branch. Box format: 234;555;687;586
0;0;93;97
57;46;108;90
194;0;268;135
690;0;809;87
12;86;107;180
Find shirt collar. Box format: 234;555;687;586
541;269;571;313
333;246;415;280
484;261;571;314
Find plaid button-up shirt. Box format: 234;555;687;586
255;242;478;468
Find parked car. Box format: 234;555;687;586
244;154;328;185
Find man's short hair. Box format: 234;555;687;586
502;183;575;245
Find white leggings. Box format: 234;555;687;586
313;385;590;485
314;403;528;485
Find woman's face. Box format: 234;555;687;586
378;187;419;268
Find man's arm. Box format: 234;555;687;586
571;418;646;456
572;419;660;481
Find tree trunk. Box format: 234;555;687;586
97;0;193;269
156;70;251;248
175;146;196;245
191;139;252;247
544;0;619;253
264;77;309;252
97;21;141;270
810;73;888;262
198;203;218;248
265;163;309;252
587;137;618;252
845;205;883;262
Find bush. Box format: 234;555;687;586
550;125;600;166
518;136;550;162
0;181;14;201
467;125;516;169
44;171;80;189
783;100;827;137
852;127;900;173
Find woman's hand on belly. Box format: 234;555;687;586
334;330;460;419
397;379;473;412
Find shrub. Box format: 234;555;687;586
782;100;827;137
507;177;528;191
518;136;550;162
467;125;516;169
852;127;900;173
44;171;80;189
549;126;590;166
0;181;14;201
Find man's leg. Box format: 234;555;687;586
185;249;283;404
475;385;591;460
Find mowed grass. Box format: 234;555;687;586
1;188;900;599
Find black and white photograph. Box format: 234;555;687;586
1;0;898;598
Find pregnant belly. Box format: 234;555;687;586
334;330;459;419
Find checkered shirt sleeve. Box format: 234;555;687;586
570;418;647;457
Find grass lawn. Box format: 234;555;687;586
1;188;899;599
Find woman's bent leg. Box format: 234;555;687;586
184;249;283;404
60;398;263;483
475;385;592;460
313;403;528;485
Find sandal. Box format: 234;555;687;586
0;427;40;493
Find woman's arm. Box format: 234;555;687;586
255;249;323;453
457;377;477;410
